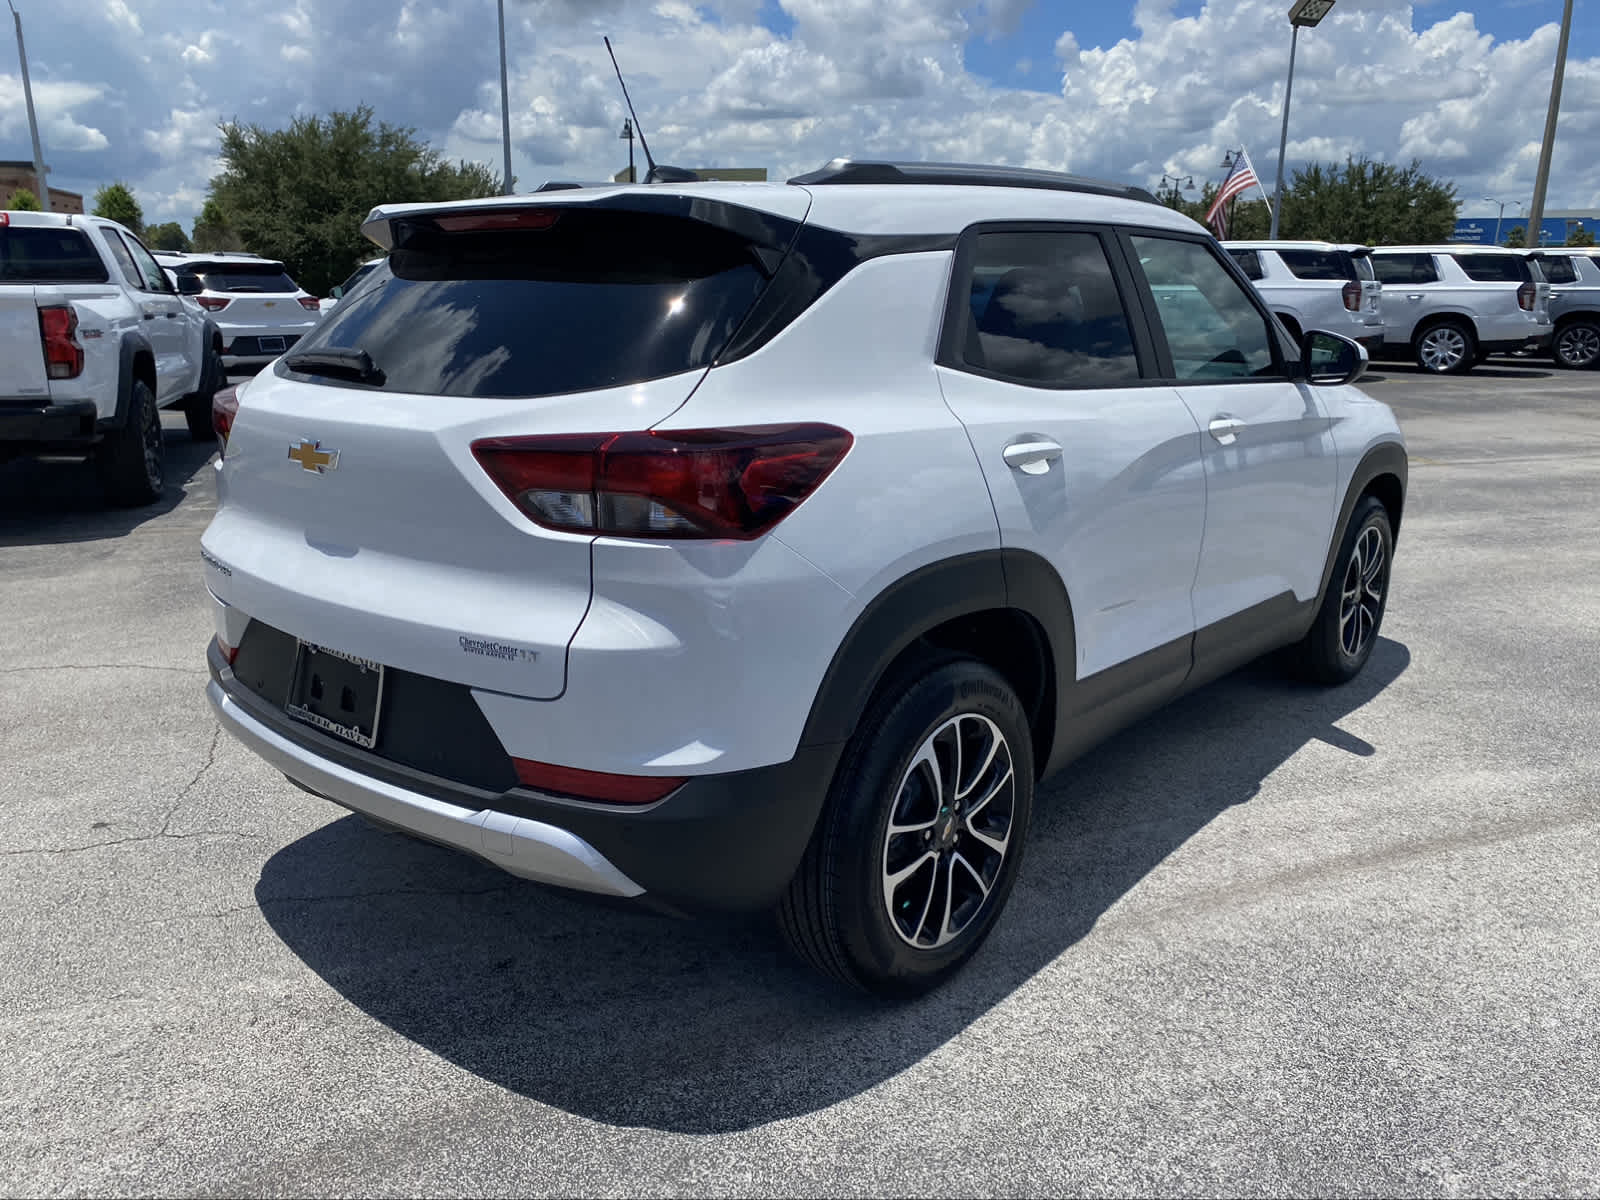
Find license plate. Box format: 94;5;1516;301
285;642;385;749
259;335;286;353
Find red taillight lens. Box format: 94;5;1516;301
297;296;320;311
216;635;239;666
212;384;239;446
512;758;683;805
198;296;231;312
1342;281;1362;313
435;209;561;233
37;305;84;379
472;424;853;541
1517;282;1536;311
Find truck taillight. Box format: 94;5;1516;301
37;305;85;380
472;424;853;541
1517;282;1536;312
198;296;232;312
1341;281;1362;313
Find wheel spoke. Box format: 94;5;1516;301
910;861;938;943
964;820;1008;856
964;765;1013;824
952;851;990;899
955;725;1001;801
934;856;956;946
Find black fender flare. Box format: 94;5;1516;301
797;548;1076;756
1316;441;1408;605
105;333;156;431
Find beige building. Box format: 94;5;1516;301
1;161;84;213
612;166;768;183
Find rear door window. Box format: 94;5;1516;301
194;263;300;293
289;206;779;398
1453;254;1532;283
1372;254;1438;284
0;227;109;283
1277;249;1356;281
1543;256;1578;285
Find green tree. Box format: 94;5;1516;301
92;181;144;233
1567;226;1596;248
206;105;500;295
7;187;43;211
1157;179;1269;239
1275;156;1457;244
1503;225;1527;248
191;199;245;252
145;221;192;252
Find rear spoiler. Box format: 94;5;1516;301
1349;246;1374;258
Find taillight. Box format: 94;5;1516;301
1341;281;1362;313
1517;282;1536;312
216;635;239;666
472;424;853;541
297;296;320;311
37;305;84;380
198;296;231;312
512;757;683;805
212;384;239;447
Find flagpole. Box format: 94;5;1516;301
1242;147;1274;209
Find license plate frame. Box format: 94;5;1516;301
259;335;287;353
284;641;386;750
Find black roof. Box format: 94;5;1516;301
788;159;1158;204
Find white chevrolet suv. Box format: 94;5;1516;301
201;162;1407;995
1222;240;1384;354
1370;244;1552;373
155;252;321;370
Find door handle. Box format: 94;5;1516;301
164;311;179;318
1208;416;1246;446
1002;437;1064;475
1405;293;1425;301
143;311;157;320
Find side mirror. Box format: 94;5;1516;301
176;273;203;296
1302;329;1367;386
329;285;344;300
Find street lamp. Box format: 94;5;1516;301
7;0;48;207
1270;0;1336;239
620;118;635;183
496;0;514;194
1483;197;1513;246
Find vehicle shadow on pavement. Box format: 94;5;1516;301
0;427;214;545
257;637;1410;1133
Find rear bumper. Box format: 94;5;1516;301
206;640;838;913
0;399;98;447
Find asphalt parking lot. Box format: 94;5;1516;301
2;361;1597;1197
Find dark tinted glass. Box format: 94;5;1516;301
195;264;299;292
1278;249;1356;281
1372;254;1438;284
963;230;1140;386
0;227;109;283
291;208;772;398
101;232;143;288
1543;256;1578;285
1227;249;1264;280
335;263;377;295
1453;254;1531;283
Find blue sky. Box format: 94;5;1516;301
2;1;1596;227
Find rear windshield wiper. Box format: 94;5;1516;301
285;347;386;386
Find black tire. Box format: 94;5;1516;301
777;656;1034;998
95;378;164;507
1413;318;1476;374
1291;495;1393;685
182;345;223;441
1553;318;1600;370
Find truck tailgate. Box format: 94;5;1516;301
0;289;49;400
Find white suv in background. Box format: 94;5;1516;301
155;252;321;370
200;162;1407;996
1223;241;1384;354
1370;245;1552;373
1540;248;1600;370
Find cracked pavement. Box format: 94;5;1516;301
2;366;1598;1197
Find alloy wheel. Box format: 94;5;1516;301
1419;326;1467;373
1338;525;1386;659
881;713;1015;950
1556;324;1600;369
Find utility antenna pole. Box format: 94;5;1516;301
496;0;514;194
8;0;49;207
1524;0;1574;248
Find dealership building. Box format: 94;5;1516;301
1452;209;1598;246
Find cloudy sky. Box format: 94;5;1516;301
2;0;1596;229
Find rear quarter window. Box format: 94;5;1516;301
0;227;110;283
1452;254;1531;283
1226;249;1264;281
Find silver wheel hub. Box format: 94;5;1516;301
1338;525;1386;659
1557;325;1599;367
1419;326;1466;372
881;712;1015;950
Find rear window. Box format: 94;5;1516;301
0;227;110;283
1452;254;1532;283
1543;256;1578;285
1353;255;1376;281
1372;254;1438;285
1278;249;1357;281
193;263;299;293
1226;249;1264;280
290;207;775;398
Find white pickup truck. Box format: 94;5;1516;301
0;210;225;505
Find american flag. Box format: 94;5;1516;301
1205;151;1262;239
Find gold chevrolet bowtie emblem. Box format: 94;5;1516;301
287;439;339;473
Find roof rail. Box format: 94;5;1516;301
789;158;1159;204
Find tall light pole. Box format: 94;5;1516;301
8;0;48;207
1270;0;1336;240
1483;197;1512;246
1524;0;1574;248
496;0;514;194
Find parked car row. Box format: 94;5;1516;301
1224;240;1600;374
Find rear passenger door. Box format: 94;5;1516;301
934;225;1207;683
1123;232;1339;646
